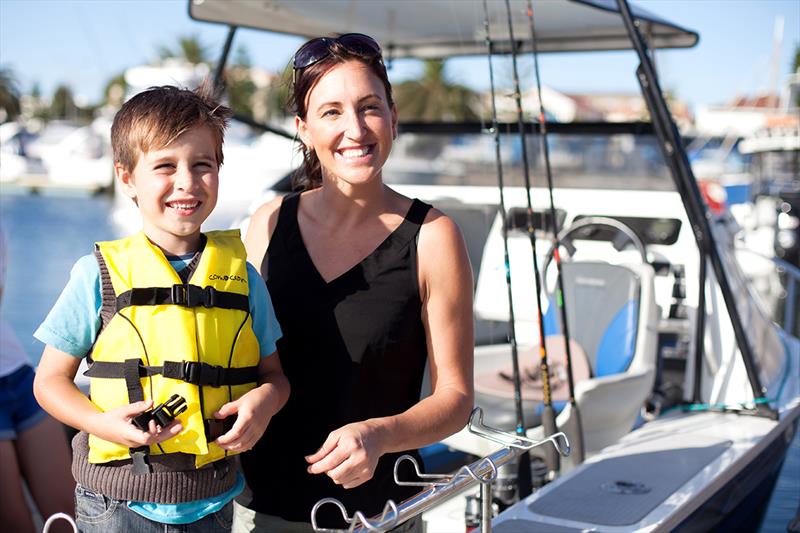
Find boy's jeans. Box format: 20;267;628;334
75;484;233;533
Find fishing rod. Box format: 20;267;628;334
524;0;584;464
481;0;533;500
503;0;560;477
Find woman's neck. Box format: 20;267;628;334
313;179;389;226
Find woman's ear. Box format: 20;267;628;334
390;104;398;140
295;116;312;151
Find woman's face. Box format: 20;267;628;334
296;60;397;188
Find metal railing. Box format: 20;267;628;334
311;408;570;533
736;247;800;337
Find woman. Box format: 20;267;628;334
237;33;474;532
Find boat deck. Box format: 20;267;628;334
484;408;799;532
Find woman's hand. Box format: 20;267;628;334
86;400;182;448
214;386;273;452
305;420;386;489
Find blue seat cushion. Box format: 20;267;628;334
595;300;638;377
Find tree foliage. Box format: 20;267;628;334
0;67;21;121
264;63;292;120
50;85;76;120
393;60;480;122
159;34;210;65
226;45;257;119
104;72;127;108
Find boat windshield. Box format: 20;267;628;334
383;131;676;191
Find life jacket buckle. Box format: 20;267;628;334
172;283;188;306
131;394;187;431
204;364;224;388
182;361;224;387
172;284;217;308
183;361;201;384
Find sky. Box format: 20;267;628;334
0;0;798;112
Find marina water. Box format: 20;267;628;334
0;192;796;531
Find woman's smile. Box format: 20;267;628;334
335;144;375;163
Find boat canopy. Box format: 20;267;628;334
188;0;698;58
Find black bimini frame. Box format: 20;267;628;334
206;0;775;421
616;0;775;419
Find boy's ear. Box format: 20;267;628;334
115;163;137;200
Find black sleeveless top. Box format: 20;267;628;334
240;192;432;525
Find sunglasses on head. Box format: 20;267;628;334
293;33;382;81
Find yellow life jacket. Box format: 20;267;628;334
85;230;259;469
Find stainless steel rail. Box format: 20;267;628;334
311;408;570;533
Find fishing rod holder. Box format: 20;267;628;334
311;499;400;533
310;408;570;533
466;407;571;454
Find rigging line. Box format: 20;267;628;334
503;0;560;477
524;0;584;465
481;0;533;500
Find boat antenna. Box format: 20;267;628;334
524;0;584;464
503;0;560;477
481;0;533;499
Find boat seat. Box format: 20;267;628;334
445;261;658;470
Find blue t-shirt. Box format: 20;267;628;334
35;254;281;358
34;252;282;524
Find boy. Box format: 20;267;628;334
33;85;289;532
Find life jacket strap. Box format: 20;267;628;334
130;446;152;475
123;358;153;475
114;284;249;313
85;360;259;388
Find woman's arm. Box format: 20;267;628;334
34;346;181;446
306;209;474;488
243;197;283;269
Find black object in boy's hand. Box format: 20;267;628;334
132;394;188;431
206;416;235;440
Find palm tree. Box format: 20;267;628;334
103;73;127;108
50;85;76;120
264;63;292;120
0;67;21;121
393;60;480;122
159;35;210;65
227;46;257;119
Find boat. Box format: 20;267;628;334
189;1;800;531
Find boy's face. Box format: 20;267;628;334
116;125;219;255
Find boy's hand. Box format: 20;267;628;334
213;387;273;452
88;400;183;448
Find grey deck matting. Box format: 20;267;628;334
528;442;732;526
493;519;584;532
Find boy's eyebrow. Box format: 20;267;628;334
148;152;217;163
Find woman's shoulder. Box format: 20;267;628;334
250;195;285;225
244;195;287;266
418;204;462;242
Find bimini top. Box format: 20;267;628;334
188;0;698;58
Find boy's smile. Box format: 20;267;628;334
117;125;219;256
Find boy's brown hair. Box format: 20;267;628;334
111;83;233;171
